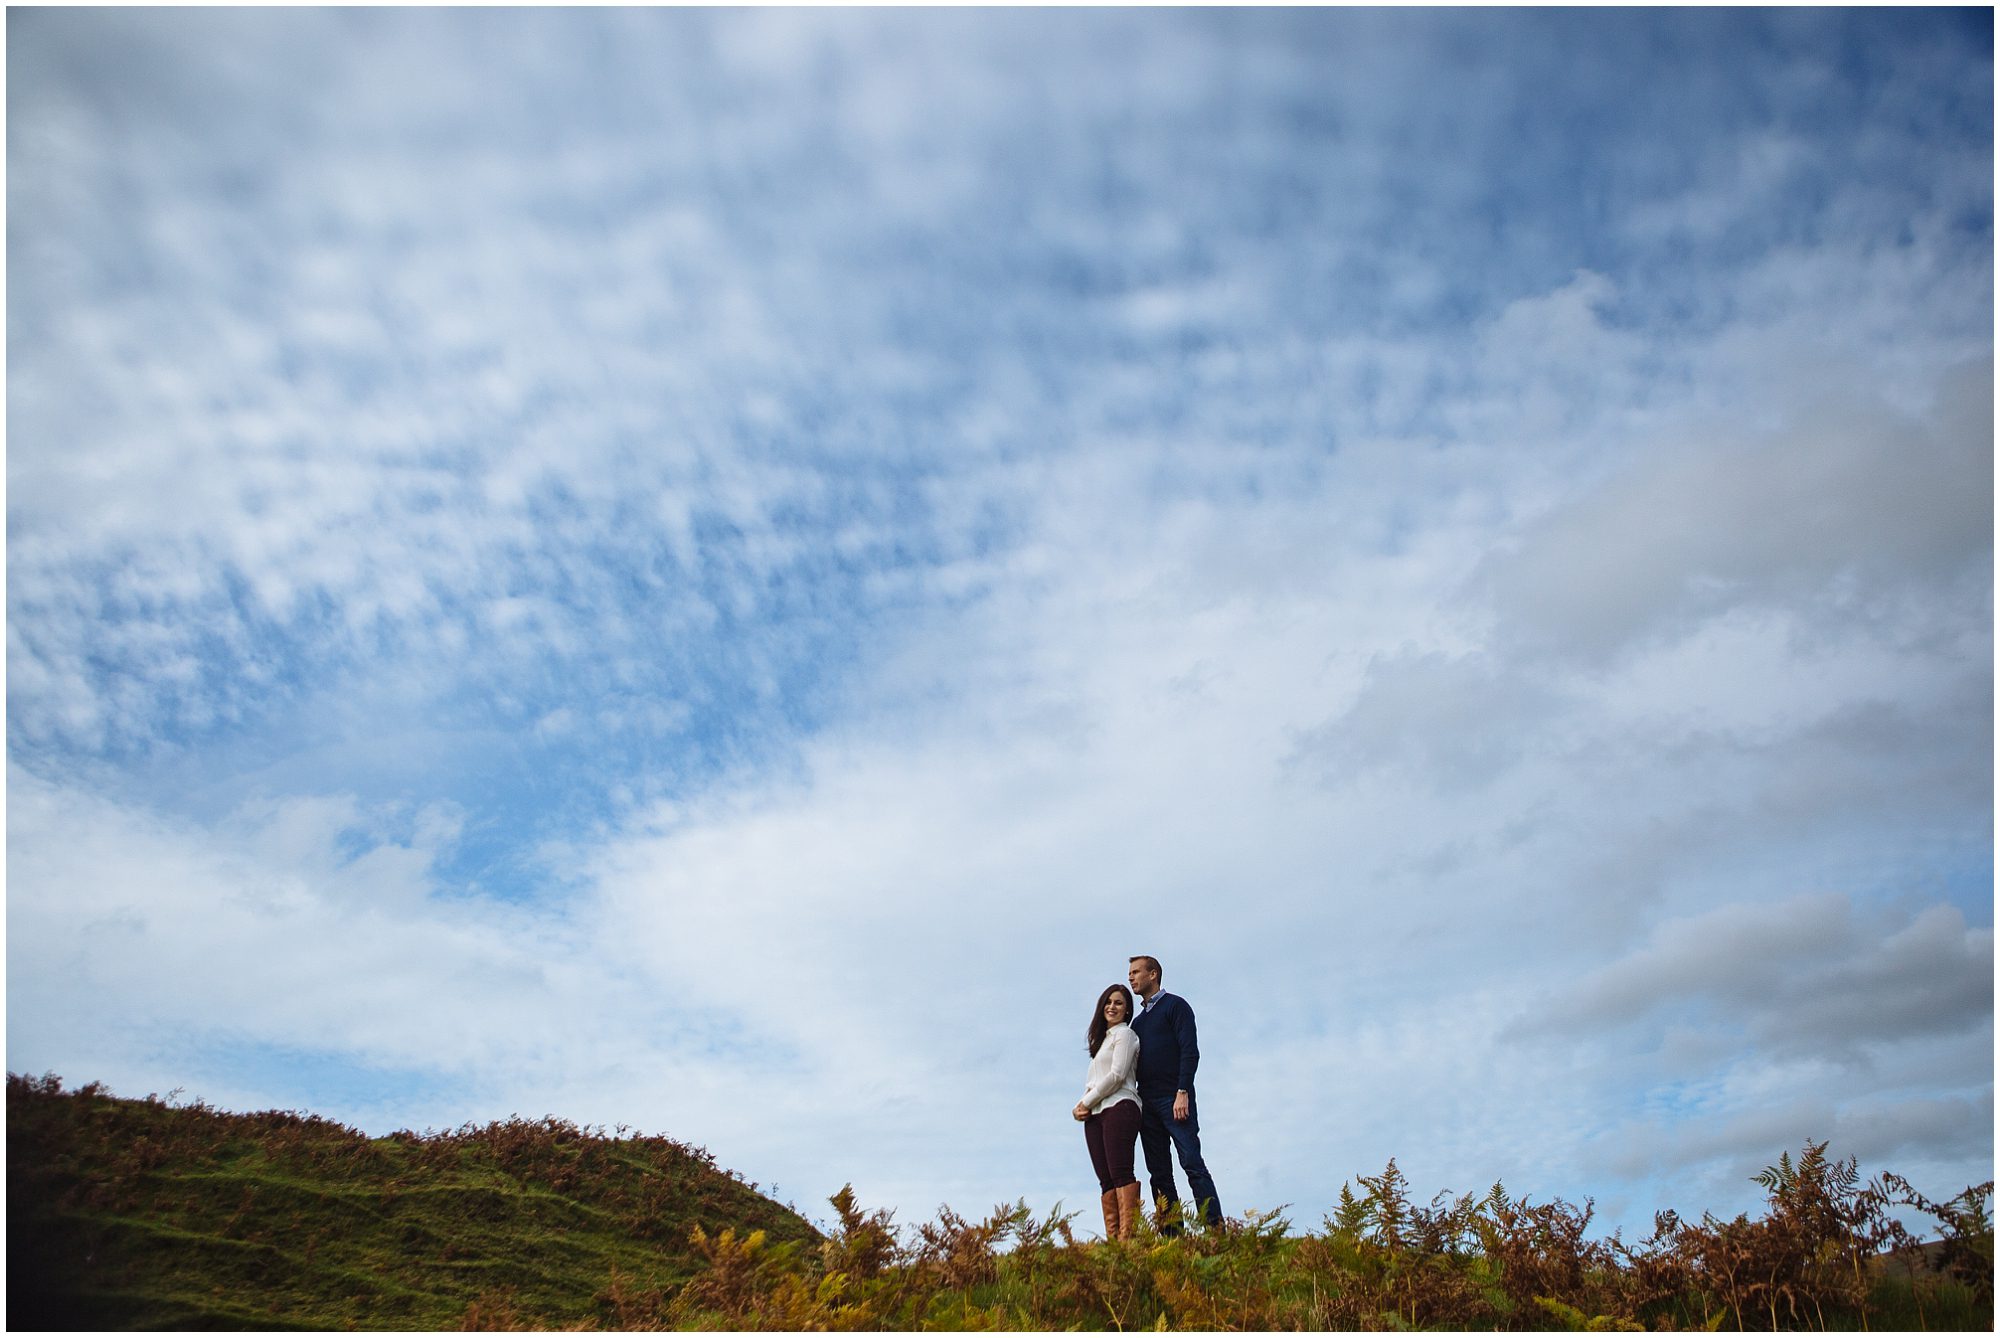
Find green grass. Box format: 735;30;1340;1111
8;1072;818;1330
12;1074;1992;1330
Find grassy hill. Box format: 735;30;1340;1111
11;1071;1992;1330
7;1072;819;1330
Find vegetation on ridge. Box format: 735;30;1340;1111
664;1150;1992;1331
9;1071;1992;1330
7;1072;817;1330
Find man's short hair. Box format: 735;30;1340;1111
1129;954;1162;979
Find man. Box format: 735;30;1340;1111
1126;954;1222;1231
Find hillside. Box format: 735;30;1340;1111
7;1072;819;1330
11;1072;1992;1331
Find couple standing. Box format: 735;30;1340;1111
1071;955;1223;1240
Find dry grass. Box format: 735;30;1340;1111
664;1143;1991;1331
11;1072;1990;1330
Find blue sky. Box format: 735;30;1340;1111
8;7;1992;1237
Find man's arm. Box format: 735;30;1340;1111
1172;998;1200;1120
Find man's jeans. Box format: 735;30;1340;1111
1137;1090;1222;1229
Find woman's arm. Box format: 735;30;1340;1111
1079;1059;1120;1110
1113;1026;1140;1087
1079;1030;1140;1110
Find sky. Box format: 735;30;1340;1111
7;7;1993;1240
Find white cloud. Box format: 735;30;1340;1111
9;771;567;1065
1514;893;1992;1053
1475;361;1992;663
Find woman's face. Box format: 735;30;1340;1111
1103;993;1129;1024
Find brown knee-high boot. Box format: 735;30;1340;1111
1100;1189;1120;1241
1114;1182;1142;1240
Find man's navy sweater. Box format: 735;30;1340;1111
1131;991;1200;1097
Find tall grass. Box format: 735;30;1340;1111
11;1072;1990;1330
665;1145;1991;1331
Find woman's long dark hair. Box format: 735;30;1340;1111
1087;984;1136;1057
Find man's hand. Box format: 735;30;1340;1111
1173;1091;1190;1122
1073;1102;1090;1122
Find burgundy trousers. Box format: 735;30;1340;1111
1084;1098;1142;1192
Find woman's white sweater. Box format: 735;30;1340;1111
1080;1022;1140;1114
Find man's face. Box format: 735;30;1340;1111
1128;960;1158;998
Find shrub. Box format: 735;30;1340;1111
661;1145;1993;1331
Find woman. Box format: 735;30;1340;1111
1072;983;1142;1240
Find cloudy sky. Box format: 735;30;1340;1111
8;7;1992;1237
